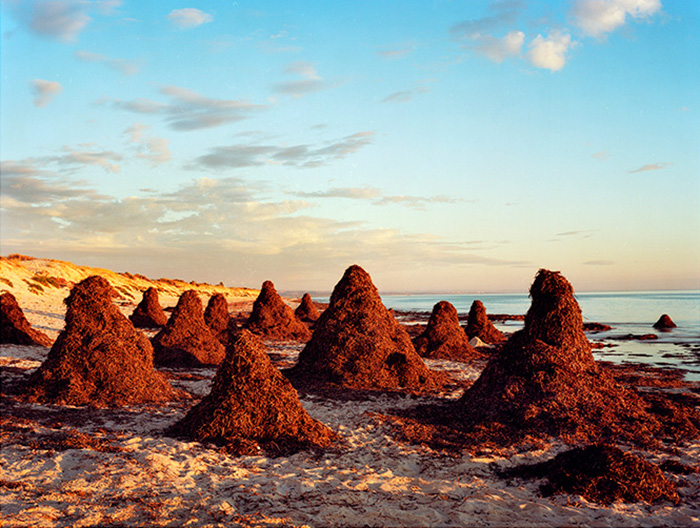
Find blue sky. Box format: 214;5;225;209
1;0;698;293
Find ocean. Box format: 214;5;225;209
319;290;700;381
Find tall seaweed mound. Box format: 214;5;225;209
653;314;676;330
295;293;320;323
288;265;440;392
129;287;168;328
457;269;659;444
24;275;176;406
1;291;52;347
465;300;504;344
244;281;311;341
167;330;334;455
152;290;225;367
511;444;679;505
204;293;230;344
413;301;480;361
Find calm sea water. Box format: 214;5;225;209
318;290;700;381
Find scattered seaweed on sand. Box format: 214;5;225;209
24;275;177;406
412;301;481;361
287;265;443;393
507;444;680;505
1;291;52;347
167;330;335;456
653;314;677;330
244;281;311;341
129;287;168;328
152;290;225;367
465;300;504;344
204;293;231;344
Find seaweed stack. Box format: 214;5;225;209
288;265;441;392
295;293;321;323
244;281;311;341
24;276;176;406
413;301;480;361
204;293;231;344
464;300;504;344
167;330;334;455
457;269;663;444
152;290;225;367
129;287;168;328
1;291;52;347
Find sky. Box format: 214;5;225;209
1;0;699;294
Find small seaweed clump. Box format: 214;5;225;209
244;281;311;341
24;275;176;406
129;287;168;328
1;291;52;347
510;444;679;505
653;314;676;330
152;290;225;367
413;301;480;361
167;330;335;455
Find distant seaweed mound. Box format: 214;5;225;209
295;293;320;323
289;265;441;392
24;275;176;406
511;444;679;505
168;330;334;455
204;293;231;344
653;314;676;330
413;301;480;361
244;281;311;341
152;290;225;367
1;291;52;347
465;300;504;344
129;287;168;328
457;269;668;444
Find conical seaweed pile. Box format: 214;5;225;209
204;293;231;344
244;281;311;341
653;314;676;330
464;300;504;344
457;269;662;444
129;287;168;328
24;275;176;406
295;293;320;323
413;301;480;361
168;330;334;454
152;290;225;367
289;265;441;392
1;291;52;347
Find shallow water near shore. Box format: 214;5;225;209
338;290;700;382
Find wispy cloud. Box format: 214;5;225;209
381;80;432;104
167;8;213;29
290;187;463;211
628;162;672;173
571;0;662;38
377;46;416;60
583;260;615;266
191;132;375;170
1;172;528;287
450;1;524;40
527;31;575;71
8;0;122;42
124;124;171;167
75;50;139;76
273;61;327;97
472;30;525;62
31;79;63;107
110;85;266;131
592;150;610;161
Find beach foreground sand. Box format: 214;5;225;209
1;258;699;527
